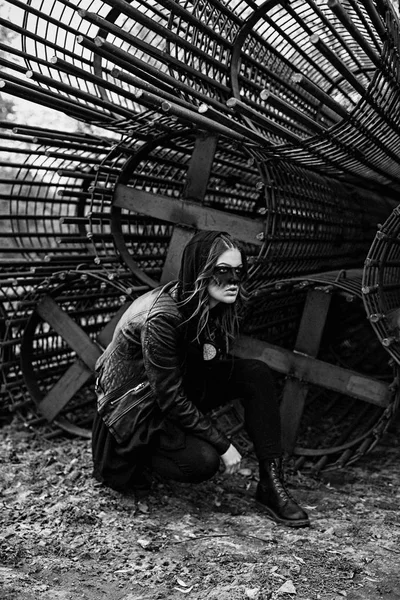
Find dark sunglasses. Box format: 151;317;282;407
212;265;245;282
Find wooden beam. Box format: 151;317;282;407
36;296;102;369
114;185;264;246
161;133;219;283
38;360;93;421
183;133;218;202
34;301;129;424
233;335;391;408
293;289;332;354
279;289;332;453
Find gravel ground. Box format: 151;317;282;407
1;416;400;600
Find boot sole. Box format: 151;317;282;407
256;500;310;528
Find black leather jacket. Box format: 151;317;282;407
95;281;230;455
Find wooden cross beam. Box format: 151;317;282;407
232;336;391;407
27;295;129;435
279;288;332;454
234;285;393;455
113;185;265;247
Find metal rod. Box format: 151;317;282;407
327;0;382;68
26;70;137;122
291;73;349;119
223;98;301;144
78;35;230;114
309;34;366;96
0;17;91;67
0;79;115;126
78;9;230;95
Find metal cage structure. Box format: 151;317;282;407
363;205;400;367
1;0;400;471
235;269;400;471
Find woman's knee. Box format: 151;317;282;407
234;358;276;387
151;437;220;483
185;439;220;482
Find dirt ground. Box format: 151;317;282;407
1;416;400;600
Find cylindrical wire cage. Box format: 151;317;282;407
0;0;399;190
1;269;148;437
1;0;400;473
230;268;400;472
363;204;400;366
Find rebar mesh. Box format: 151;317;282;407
236;269;400;472
363;204;400;366
1;0;400;469
1;0;399;189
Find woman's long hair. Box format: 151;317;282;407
177;233;248;351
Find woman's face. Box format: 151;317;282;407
207;248;244;309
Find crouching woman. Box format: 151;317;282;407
92;230;309;527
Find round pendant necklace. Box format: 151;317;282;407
203;342;217;361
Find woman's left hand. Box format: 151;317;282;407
221;443;242;475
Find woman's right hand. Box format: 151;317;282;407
221;444;242;475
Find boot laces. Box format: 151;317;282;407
271;462;295;503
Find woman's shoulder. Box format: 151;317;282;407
113;283;181;337
148;281;181;320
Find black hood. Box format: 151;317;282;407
178;230;224;294
177;230;226;317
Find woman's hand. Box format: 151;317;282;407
221;444;242;475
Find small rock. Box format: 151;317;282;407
238;468;252;477
245;587;260;599
277;580;296;595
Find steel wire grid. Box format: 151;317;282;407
0;122;130;427
0;122;120;262
3;264;398;472
362;204;400;366
231;269;400;472
0;269;148;436
82;133;396;289
1;0;400;467
86;131;264;285
229;0;400;187
1;117;394;290
1;0;399;190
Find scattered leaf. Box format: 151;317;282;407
293;555;305;564
277;579;296;595
245;587;260;598
174;585;194;594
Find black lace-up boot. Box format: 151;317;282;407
256;459;310;527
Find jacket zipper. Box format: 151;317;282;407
108;389;153;427
110;381;149;405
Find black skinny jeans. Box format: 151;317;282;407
150;358;281;483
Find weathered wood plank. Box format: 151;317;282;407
233;335;391;408
39;360;93;421
160;133;219;283
183;133;218;202
36;296;101;369
279;289;332;452
294;289;332;354
114;185;264;246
